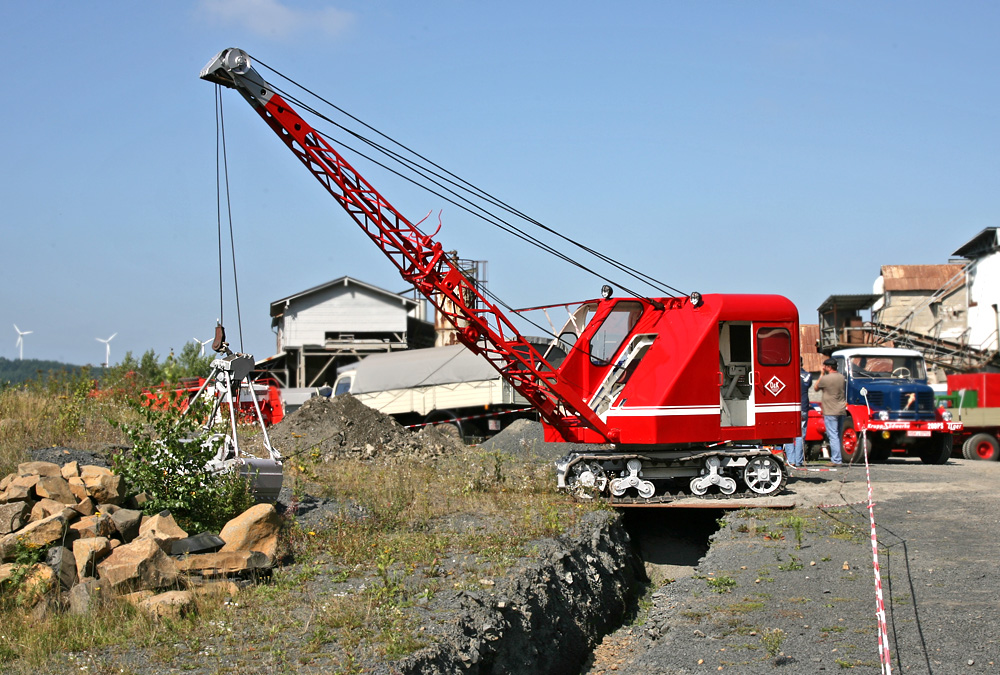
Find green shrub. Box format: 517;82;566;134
111;400;253;532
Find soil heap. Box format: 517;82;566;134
267;393;465;462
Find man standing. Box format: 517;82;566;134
784;359;812;468
814;357;847;465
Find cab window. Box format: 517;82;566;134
757;327;791;366
589;302;643;366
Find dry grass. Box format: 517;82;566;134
0;390;601;673
0;380;130;476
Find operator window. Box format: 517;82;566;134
756;327;791;366
589;302;643;367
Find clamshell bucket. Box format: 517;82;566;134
186;353;284;503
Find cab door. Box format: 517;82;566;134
753;323;799;438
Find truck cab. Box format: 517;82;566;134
815;347;960;464
835;348;936;421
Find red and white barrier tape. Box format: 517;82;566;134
817;499;872;509
404;407;535;430
861;430;893;674
812;434;892;672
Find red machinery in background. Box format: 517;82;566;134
143;375;284;427
201;48;800;502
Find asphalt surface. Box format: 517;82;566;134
583;457;1000;674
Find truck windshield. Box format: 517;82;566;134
848;354;926;380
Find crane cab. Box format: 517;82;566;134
547;293;801;449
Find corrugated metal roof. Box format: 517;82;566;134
953;227;999;259
269;276;418;317
817;294;879;314
880;264;964;292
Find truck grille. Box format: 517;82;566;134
865;391;884;407
918;391;935;411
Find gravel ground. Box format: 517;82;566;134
583;457;1000;674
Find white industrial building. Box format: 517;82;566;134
258;277;435;388
953;227;1000;353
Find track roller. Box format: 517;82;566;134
689;456;738;495
610;459;655;499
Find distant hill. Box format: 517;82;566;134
0;357;100;386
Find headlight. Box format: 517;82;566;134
941;410;952;421
878;410;890;421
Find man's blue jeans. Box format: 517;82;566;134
783;413;808;466
824;414;844;464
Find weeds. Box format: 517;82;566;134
705;574;738;593
780;515;806;548
759;628;786;658
777;554;804;572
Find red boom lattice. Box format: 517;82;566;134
206;50;610;440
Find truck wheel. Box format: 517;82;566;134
841;418;859;463
919;434;952;465
962;433;1000;461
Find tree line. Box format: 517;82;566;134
1;341;213;389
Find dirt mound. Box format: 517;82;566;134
479;418;605;460
268;394;465;462
29;446;111;469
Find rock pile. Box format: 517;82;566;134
267;393;466;462
0;461;281;620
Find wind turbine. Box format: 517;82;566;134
192;336;212;357
14;324;32;360
96;333;117;367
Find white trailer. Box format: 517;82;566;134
331;344;536;438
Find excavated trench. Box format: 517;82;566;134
388;507;725;675
623;508;725;585
272;403;730;675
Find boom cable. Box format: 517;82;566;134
252;57;688;300
215;87;245;352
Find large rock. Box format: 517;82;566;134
138;512;188;550
0;563;56;604
79;466;125;504
70;514;116;539
17;461;62;478
34;476;77;505
72;497;98;517
0;501;29;535
110;509;143;543
1;475;39;503
61;461;81;480
68;576;105;615
96;537;179;593
46;545;79;591
0;511;72;561
219;503;282;559
0;484;32;503
29;498;68;523
174;550;272;579
138;590;196;620
73;536;113;579
66;477;89;502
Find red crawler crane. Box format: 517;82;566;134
202;48;800;502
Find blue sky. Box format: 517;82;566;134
2;1;998;367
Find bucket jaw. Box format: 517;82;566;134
186;352;284;502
